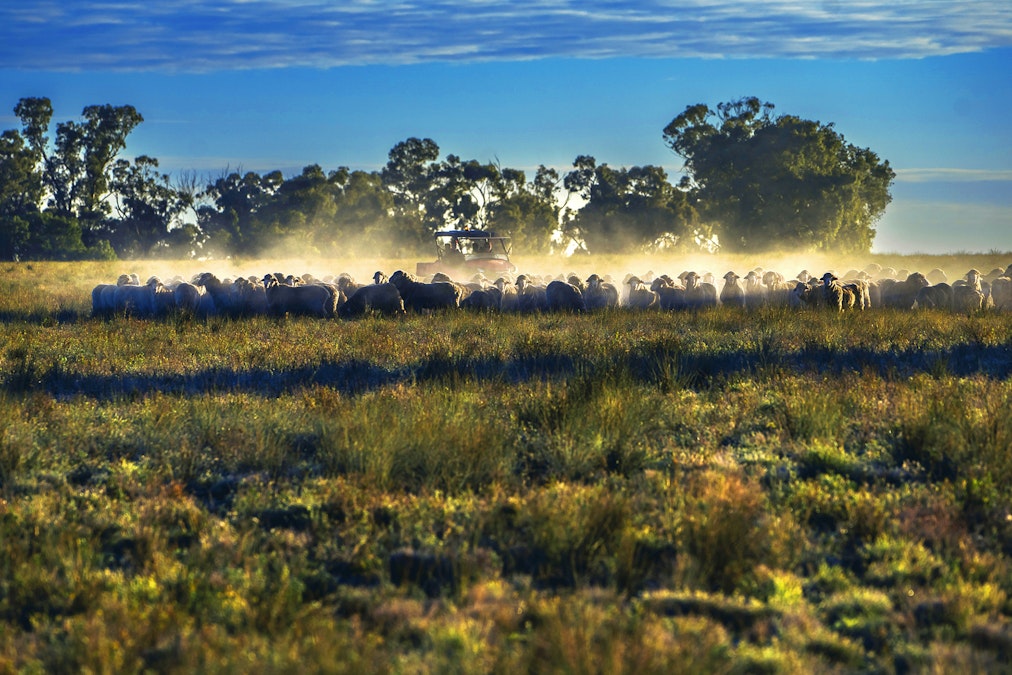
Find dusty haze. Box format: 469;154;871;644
107;249;1012;290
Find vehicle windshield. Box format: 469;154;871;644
435;232;511;260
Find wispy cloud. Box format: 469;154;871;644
1;0;1010;71
896;168;1012;182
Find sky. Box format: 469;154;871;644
1;0;1011;254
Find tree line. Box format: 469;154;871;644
0;95;894;261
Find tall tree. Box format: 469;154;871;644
32;103;144;222
197;169;283;256
12;97;52;171
484;166;559;254
330;169;399;256
107;155;196;257
254;164;341;254
1;98;98;260
662;97;894;253
0;131;42;218
381;137;442;248
564;157;697;254
10;97;144;250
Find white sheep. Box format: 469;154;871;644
195;272;238;316
234;276;269;315
584;274;620;310
952;269;987;312
762;271;795;307
113;274;154;316
915;283;953;310
719;271;746;308
991;274;1011;311
791;280;817;309
91;283;117;316
460;286;503;312
495;277;520;312
820;273;857;312
650;276;686;311
173;281;203;315
515;274;548;313
147;276;177;316
878;272;929;309
625;276;659;310
683;271;718;309
742;271;765;309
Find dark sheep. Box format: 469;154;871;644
389;270;462;312
878;272;930;309
460;286;503;312
263;276;337;318
546;280;586;312
339;283;405;317
915;283;953;310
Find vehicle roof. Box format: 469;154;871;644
434;229;510;239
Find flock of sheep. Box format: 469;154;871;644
91;263;1012;319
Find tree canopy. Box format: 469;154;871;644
663;96;895;254
562;156;697;254
0;95;894;261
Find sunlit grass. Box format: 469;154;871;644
2;257;1012;671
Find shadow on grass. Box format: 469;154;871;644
4;341;1012;400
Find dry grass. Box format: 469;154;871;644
1;255;1012;671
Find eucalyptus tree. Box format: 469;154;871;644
0;130;39;257
381;137;443;248
108;155;196;257
484;165;559;254
14;99;144;223
329;169;398;256
663;97;894;253
5;96;145;256
197;169;284;256
563;156;697;254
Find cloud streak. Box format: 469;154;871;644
2;0;1010;72
896;168;1012;183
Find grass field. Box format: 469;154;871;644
2;254;1012;673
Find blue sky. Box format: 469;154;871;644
1;0;1011;254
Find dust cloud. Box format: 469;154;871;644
111;242;1011;290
